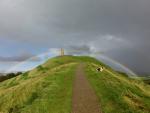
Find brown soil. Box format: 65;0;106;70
72;63;102;113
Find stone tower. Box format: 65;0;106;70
60;48;64;56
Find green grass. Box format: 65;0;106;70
0;55;149;113
20;65;76;113
85;63;150;113
0;57;78;113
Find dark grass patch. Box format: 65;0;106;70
143;79;150;85
21;72;29;80
124;93;150;113
37;65;44;71
26;92;39;105
8;105;23;113
37;65;49;73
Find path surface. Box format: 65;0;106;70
72;63;101;113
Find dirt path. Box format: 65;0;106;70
72;63;101;113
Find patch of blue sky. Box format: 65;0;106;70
6;50;57;73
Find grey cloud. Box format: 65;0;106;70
0;0;150;75
66;45;92;55
65;44;150;76
0;53;41;62
0;0;149;47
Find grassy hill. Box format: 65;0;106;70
0;56;149;113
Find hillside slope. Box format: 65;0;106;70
0;56;149;113
86;63;150;113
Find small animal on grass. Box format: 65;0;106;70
96;67;104;72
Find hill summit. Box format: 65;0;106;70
0;56;149;113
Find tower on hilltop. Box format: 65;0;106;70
60;48;64;56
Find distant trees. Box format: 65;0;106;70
0;72;22;82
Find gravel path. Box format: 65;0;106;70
72;63;101;113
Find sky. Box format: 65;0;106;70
0;0;150;75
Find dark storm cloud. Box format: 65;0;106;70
0;53;41;62
0;0;150;75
